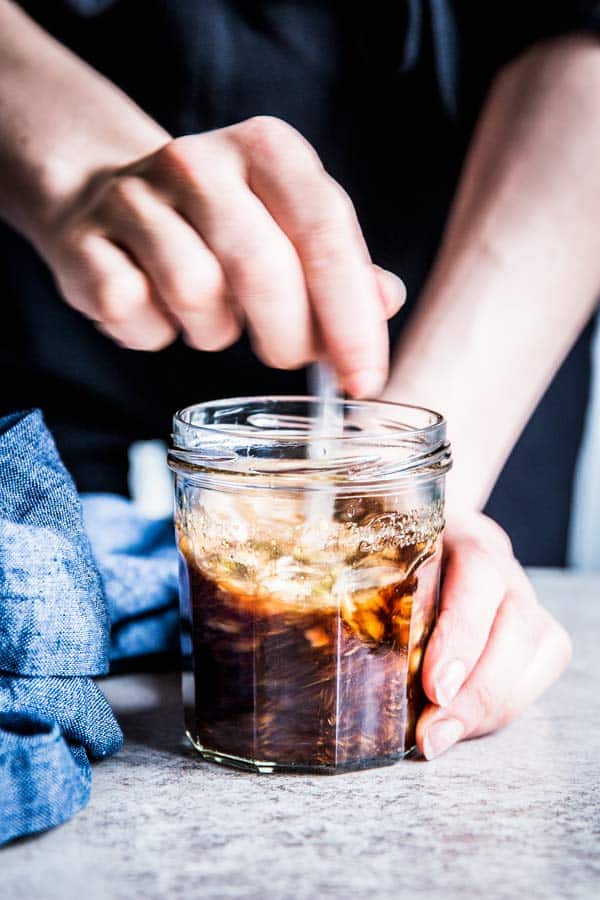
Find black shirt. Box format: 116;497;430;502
2;0;599;564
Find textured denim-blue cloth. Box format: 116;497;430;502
0;410;178;846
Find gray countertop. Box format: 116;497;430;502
3;569;600;899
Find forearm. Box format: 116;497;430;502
385;34;600;511
0;0;168;252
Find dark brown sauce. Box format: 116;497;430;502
181;539;441;771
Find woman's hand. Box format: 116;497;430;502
417;512;572;759
0;4;403;395
41;117;404;397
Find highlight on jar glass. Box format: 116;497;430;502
168;397;452;774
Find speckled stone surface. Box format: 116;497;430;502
3;569;600;899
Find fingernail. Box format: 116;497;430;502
384;270;407;306
434;659;466;707
423;718;464;760
344;369;386;399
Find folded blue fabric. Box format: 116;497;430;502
0;411;178;846
81;494;178;662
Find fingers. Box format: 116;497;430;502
97;176;240;351
158;136;315;369
229;117;391;394
52;121;406;368
487;603;572;728
417;589;572;759
417;513;572;761
54;231;177;350
421;537;507;708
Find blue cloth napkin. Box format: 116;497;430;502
81;494;178;662
0;410;178;846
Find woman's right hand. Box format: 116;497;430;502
42;117;405;397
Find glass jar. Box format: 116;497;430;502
168;396;451;774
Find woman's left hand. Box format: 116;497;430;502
417;512;572;759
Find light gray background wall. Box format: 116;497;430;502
568;314;600;571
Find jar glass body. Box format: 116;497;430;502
169;397;451;774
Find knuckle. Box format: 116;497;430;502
168;271;221;313
96;280;149;325
156;136;216;186
238;115;297;152
298;186;356;251
107;175;149;213
51;233;102;310
54;223;102;270
449;536;509;595
300;219;353;269
73;225;102;255
165;285;198;313
455;515;514;560
97;296;129;326
237;116;323;172
157;137;195;174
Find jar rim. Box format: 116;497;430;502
173;395;445;442
169;396;451;494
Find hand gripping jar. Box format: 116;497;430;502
168;397;452;774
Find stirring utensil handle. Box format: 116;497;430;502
309;361;341;453
303;362;342;538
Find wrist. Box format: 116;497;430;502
0;0;169;254
382;371;493;513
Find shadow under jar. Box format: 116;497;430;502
168;397;452;774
